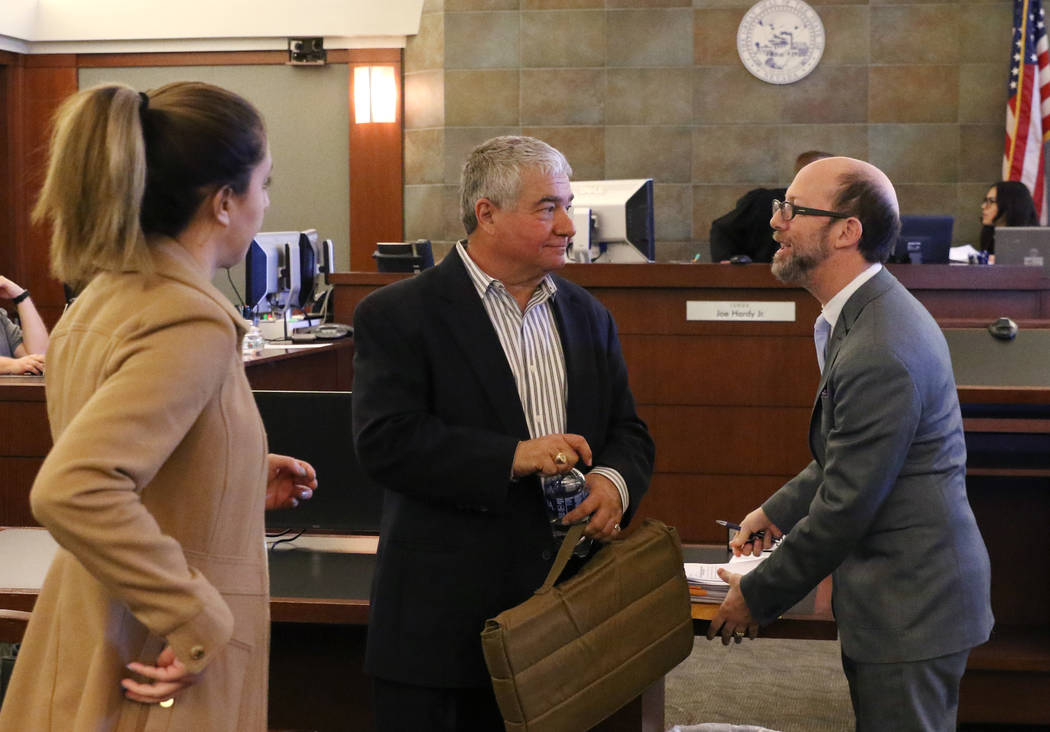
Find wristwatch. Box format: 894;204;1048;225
11;290;30;305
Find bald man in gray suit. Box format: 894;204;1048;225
708;157;993;731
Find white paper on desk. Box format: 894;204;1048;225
262;343;330;350
949;244;980;263
684;555;767;585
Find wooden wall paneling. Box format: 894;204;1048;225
78;50;291;68
0;59;18;286
889;264;1049;320
637;474;791;544
329;272;404;325
348;49;404;272
247;354;342;391
640;405;811;475
966;476;1050;628
329;267;1050;551
620;334;818;407
585;288;821;337
14;56;77;329
0;401;51;457
959;667;1050;725
268;623;373;731
244;341;354;391
0;459;43;526
0;383;49;527
917;289;1047;321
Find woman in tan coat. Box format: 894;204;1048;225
0;82;316;731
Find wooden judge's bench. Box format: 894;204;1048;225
1;263;1048;727
331;262;1050;727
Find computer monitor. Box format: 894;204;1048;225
893;215;953;264
373;240;435;273
256;390;383;534
570;179;654;263
568;208;592;263
245;231;302;314
994;226;1050;273
297;229;335;307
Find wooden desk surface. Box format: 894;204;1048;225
0;528;378;629
0;375;46;401
1;529;831;639
0;339;354;398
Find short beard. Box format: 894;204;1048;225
771;223;833;285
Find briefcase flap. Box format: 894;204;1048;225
481;519;693;732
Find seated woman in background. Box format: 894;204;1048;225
980;180;1038;254
0;274;48;374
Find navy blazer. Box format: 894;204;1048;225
352;247;654;686
741;268;993;664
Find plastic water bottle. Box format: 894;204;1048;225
543;469;593;558
242;322;266;359
543;467;590;541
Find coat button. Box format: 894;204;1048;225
190;645;205;661
541;550;552;561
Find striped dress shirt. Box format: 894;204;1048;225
456;242;629;512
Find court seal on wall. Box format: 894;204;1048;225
737;0;825;85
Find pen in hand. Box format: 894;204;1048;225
715;519;766;542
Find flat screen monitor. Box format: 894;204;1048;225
571;179;654;263
893;215;952;264
568;208;592;263
256;390;383;534
245;231;302;313
297;229;335;308
994;226;1050;273
373;240;435;273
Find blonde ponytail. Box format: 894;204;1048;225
32;84;149;287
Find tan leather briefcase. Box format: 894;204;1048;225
481;518;694;732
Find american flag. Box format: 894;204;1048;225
1004;0;1050;223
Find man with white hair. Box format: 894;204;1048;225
708;157;993;731
353;136;654;731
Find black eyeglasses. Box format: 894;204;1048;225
981;197;997;206
772;199;851;222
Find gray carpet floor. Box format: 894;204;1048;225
666;637;854;732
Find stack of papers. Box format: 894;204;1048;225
683;552;769;604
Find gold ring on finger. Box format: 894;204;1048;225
554;452;567;465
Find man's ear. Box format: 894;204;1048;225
475;198;498;233
210;185;234;227
834;216;863;251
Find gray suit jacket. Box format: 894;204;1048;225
740;268;993;664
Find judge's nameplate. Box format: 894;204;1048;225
737;0;825;85
687;301;796;322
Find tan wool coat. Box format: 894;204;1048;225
0;242;270;732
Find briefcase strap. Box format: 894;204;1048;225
536;523;587;594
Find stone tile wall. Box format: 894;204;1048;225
404;0;1014;261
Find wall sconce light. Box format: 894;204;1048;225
354;66;398;124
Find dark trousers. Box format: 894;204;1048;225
841;648;970;732
373;677;505;732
